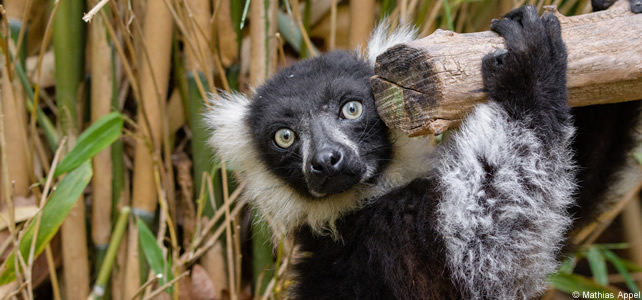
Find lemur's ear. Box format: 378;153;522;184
364;20;417;67
205;92;255;169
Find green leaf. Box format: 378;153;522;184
239;0;251;30
594;243;629;250
558;256;577;274
0;162;92;284
443;0;455;31
54;112;123;177
602;249;640;293
137;219;173;293
587;246;609;285
634;151;642;165
621;259;642;272
549;273;615;297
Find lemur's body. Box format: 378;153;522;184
207;3;637;299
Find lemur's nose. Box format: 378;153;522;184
311;148;344;176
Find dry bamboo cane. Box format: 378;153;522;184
2;0;32;199
124;0;173;298
250;0;279;87
88;0;114;260
371;1;642;136
215;0;238;67
349;0;375;48
52;0;90;297
249;1;279;297
182;0;230;298
621;194;642;286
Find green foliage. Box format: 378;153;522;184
550;244;641;297
0;162;92;284
603;249;640;293
137;219;174;294
54;112;124;177
633;151;642;165
549;273;615;296
587;246;608;285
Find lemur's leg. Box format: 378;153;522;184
434;6;575;299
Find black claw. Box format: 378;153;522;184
492;48;508;65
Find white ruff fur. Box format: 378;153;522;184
360;20;417;66
206;22;420;237
206;92;434;236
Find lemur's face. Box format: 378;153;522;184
208;25;423;233
247;51;392;198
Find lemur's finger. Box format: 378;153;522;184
490;18;526;52
503;5;539;27
541;13;565;59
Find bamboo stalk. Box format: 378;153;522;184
214;0;238;67
184;0;213;212
1;48;30;198
110;38;127;300
167;90;185;136
349;0;375;48
2;0;32;199
52;0;90;297
329;0;337;50
89;206;130;299
249;1;278;296
125;0;174;297
88;0;114;268
621;195;642;286
249;0;278;87
122;223;142;300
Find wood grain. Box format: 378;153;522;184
372;1;642;136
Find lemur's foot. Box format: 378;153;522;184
482;5;567;123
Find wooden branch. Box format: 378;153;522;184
371;1;642;136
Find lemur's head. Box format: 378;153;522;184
207;23;431;236
249;52;391;198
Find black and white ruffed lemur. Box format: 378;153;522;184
206;2;640;299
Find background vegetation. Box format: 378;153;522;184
0;0;640;299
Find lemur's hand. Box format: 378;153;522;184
481;6;568;130
592;0;641;13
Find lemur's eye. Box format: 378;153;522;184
340;101;363;119
274;128;295;148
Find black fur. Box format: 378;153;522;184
247;51;392;198
292;178;458;300
568;0;641;227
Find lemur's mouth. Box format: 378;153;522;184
304;146;364;197
306;172;362;197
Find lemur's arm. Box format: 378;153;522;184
433;6;576;299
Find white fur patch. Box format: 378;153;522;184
206;92;435;237
436;102;576;299
205;92;255;169
363;20;417;67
